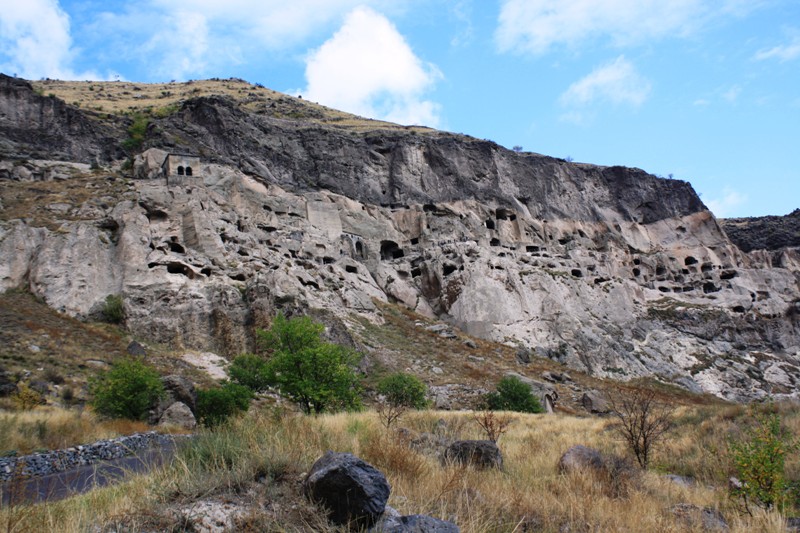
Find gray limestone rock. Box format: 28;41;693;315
158;401;197;430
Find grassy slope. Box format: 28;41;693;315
32;78;438;134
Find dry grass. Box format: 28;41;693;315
0;406;152;455
31;78;437;134
3;405;797;532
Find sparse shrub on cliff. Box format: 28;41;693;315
102;294;124;323
121;113;149;151
89;358;164;420
485;375;543;413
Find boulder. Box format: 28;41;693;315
158;401;197;430
127;340;147;357
149;375;197;424
581;390;609;414
442;440;503;469
304;451;391;529
669;503;729;532
376;514;460;533
162;375;197;413
557;445;604;474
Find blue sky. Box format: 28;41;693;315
1;1;798;217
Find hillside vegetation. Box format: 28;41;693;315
3;405;799;532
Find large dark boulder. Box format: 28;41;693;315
442;440;503;469
304;451;390;529
377;514;460;532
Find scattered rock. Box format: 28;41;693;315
786;517;800;532
663;474;695;487
409;432;451;458
463;339;477;349
304;451;391;528
0;374;17;397
176;499;249;533
669;503;729;532
181;352;228;381
558;445;639;497
581;390;609;414
28;344;40;353
158;401;197;430
557;445;605;473
515;346;531;364
126;340;147;357
442;440;503;469
376;513;460;532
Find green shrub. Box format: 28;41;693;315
728;406;798;510
102;294;124;323
121;113;150;151
228;354;271;392
485;376;543;413
377;373;428;409
196;382;253;427
89;359;164;420
257;313;362;414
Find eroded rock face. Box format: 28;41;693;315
1;78;799;402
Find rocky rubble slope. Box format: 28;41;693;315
1;75;798;402
721;209;800;253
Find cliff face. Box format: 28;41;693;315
1;76;799;402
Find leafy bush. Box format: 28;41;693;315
485;376;543;413
228;354;271;392
257;313;362;414
102;294;124;323
728;406;798;511
89;359;164;420
121;113;150;151
377;373;428;409
196;382;253;427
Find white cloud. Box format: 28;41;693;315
722;84;741;103
86;0;412;81
706;187;747;217
302;7;442;127
140;12;212;80
754;35;800;62
560;56;651;107
496;0;760;55
0;0;100;80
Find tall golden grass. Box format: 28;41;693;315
0;406;151;454
2;405;797;532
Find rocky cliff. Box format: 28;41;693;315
1;75;798;402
